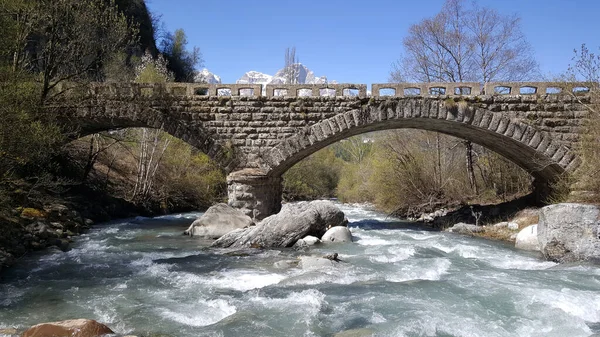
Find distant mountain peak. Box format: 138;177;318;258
194;68;221;84
237;64;335;86
236;71;273;85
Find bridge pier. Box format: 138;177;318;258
227;169;282;221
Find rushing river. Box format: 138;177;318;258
1;203;600;337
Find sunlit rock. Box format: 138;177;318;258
184;203;254;239
212;200;346;248
321;226;353;243
447;222;484;234
515;224;540;251
538;203;600;263
294;235;322;248
507;222;519;230
22;319;113;337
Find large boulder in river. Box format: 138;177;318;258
184;203;254;239
515;224;539;251
212;200;347;248
321;226;353;243
538;203;600;263
22;319;113;337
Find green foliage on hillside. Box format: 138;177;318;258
113;0;158;55
0;0;223;214
283;148;344;200
284;131;532;217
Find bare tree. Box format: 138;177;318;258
390;0;539;194
565;45;600;199
284;46;300;84
132;127;171;202
391;0;538;84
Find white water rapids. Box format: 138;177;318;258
1;202;599;336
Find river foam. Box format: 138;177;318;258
1;202;599;336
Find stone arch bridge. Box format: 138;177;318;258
50;81;593;219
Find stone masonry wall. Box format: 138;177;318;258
57;82;592;175
128;94;589;171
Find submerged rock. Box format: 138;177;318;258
538;203;600;263
212;200;347;248
0;328;17;335
298;256;336;269
184;203;254;239
294;235;321;248
273;259;299;269
21;319;113;337
321;226;353;243
515;224;539;251
334;328;375;337
447;222;484;234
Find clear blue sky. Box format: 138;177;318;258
146;0;600;84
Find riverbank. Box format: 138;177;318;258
0;182;206;275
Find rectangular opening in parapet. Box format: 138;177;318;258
343;88;359;97
194;87;209;96
140;87;154;96
379;88;396;96
519;86;537;95
546;87;562;94
170;86;187;96
320;88;336;97
239;88;254;96
298;88;312;97
494;86;511;95
217;88;232;96
404;87;421;96
273;89;288;97
455;87;472;95
116;86;132;96
96;86;112;95
573;86;590;95
429;87;446;95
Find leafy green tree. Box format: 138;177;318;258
160;29;202;82
1;0;138;102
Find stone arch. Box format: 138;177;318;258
58;102;235;169
262;98;579;184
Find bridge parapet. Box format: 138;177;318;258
372;82;481;97
264;84;367;98
371;82;596;98
82;83;265;98
57;81;596;100
484;82;594;96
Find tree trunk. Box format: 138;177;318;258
436;133;442;190
465;140;478;194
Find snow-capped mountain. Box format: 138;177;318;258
237;64;335;85
194;68;221;84
236;71;273;85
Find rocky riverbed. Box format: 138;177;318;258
1;202;599;336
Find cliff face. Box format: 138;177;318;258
114;0;158;56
